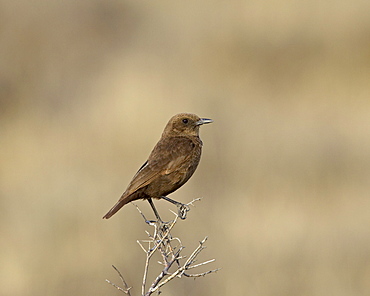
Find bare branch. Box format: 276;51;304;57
106;198;219;295
106;265;132;295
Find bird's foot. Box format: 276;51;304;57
144;218;171;235
149;217;173;225
144;219;159;226
177;203;191;220
160;196;191;220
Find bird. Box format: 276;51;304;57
103;113;213;220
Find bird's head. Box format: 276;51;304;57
163;113;213;137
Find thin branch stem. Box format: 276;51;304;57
106;265;132;295
106;198;219;296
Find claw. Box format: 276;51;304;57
177;203;190;220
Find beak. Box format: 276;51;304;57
196;118;213;125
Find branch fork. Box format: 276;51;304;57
106;198;219;295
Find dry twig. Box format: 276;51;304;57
106;265;132;295
106;198;219;295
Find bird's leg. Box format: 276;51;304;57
147;198;173;236
147;198;163;222
161;196;190;220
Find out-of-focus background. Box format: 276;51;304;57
1;0;370;295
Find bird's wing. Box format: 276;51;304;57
124;136;196;195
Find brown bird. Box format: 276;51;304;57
103;113;213;220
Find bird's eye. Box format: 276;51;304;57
182;118;189;124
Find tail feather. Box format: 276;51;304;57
102;198;130;219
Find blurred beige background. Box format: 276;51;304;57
1;0;370;295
